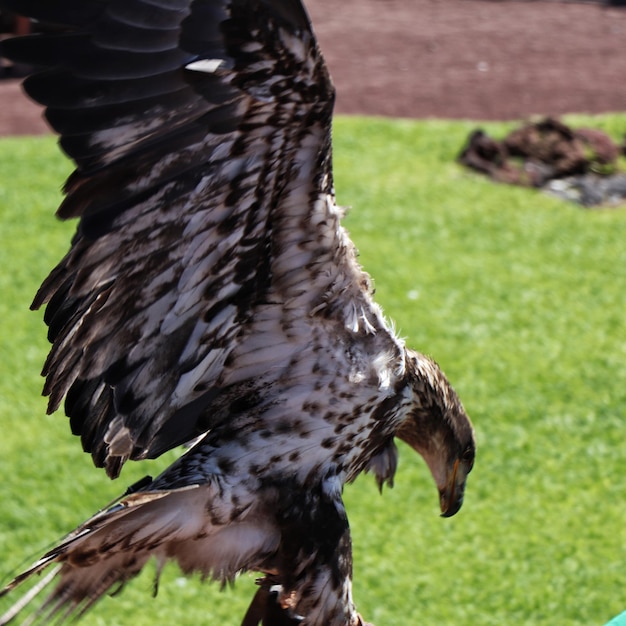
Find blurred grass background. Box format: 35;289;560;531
0;114;625;625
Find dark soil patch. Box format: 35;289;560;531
1;0;625;136
458;117;626;207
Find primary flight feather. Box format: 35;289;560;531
0;1;476;624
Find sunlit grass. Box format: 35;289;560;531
1;114;625;625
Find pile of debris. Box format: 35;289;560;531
458;118;626;208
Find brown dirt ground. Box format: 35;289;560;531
1;0;625;136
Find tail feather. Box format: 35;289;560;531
1;481;276;625
0;566;60;626
0;488;197;626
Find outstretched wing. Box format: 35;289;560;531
1;0;336;477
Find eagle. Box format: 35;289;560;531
0;1;475;625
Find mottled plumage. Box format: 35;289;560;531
0;1;475;625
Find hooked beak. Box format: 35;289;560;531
439;458;466;518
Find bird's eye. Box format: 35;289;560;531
461;446;475;469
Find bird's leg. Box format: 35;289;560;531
240;585;267;626
240;584;303;626
258;481;369;626
240;480;371;626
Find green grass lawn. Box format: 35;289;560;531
1;115;625;626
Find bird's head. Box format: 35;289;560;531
396;350;475;517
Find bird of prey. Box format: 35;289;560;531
0;1;475;625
